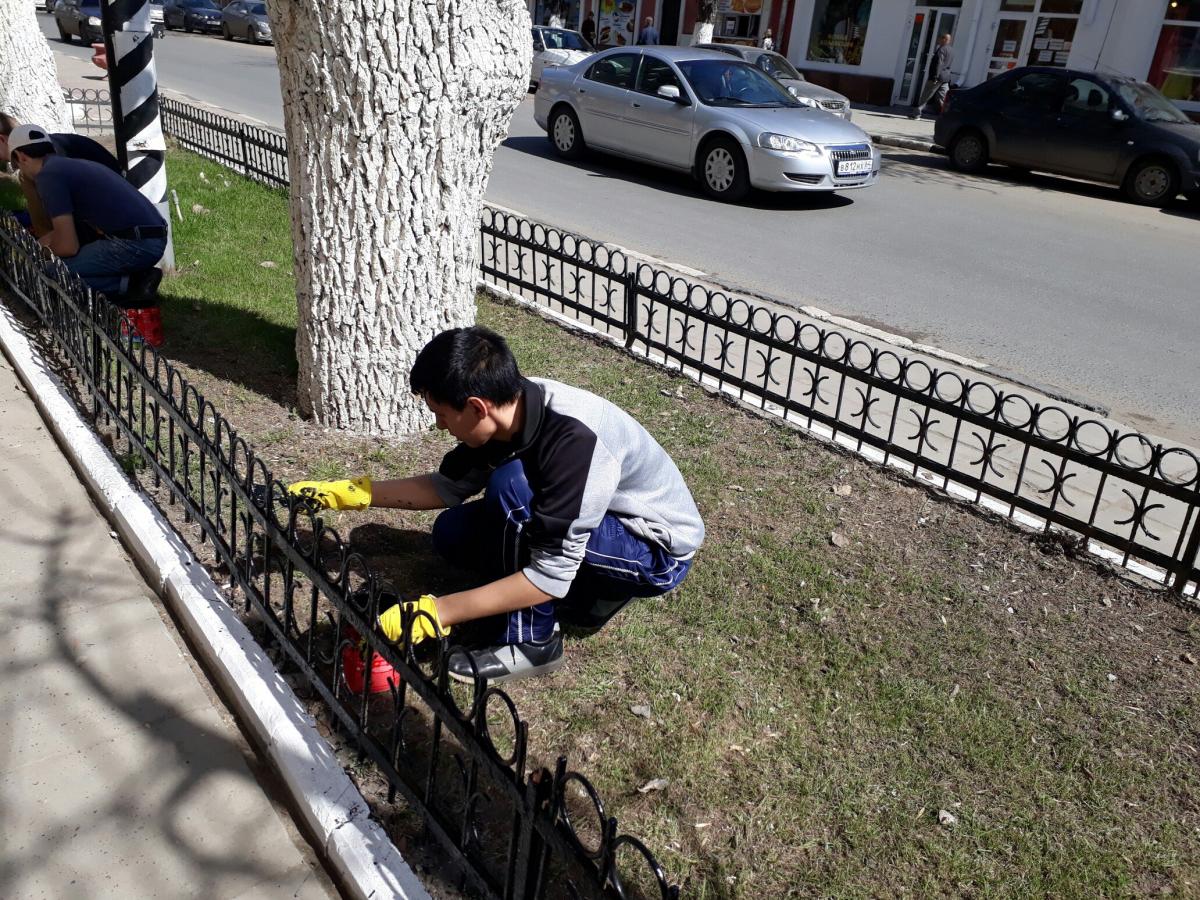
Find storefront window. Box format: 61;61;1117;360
1149;20;1200;106
1167;1;1200;21
807;0;873;66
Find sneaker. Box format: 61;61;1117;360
448;630;564;685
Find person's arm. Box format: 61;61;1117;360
369;473;449;510
39;214;80;258
435;571;552;627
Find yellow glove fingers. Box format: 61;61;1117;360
377;595;448;646
286;476;373;510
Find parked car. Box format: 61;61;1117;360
935;66;1200;206
163;0;223;33
54;0;103;44
149;0;165;38
535;47;878;202
221;0;271;43
531;27;594;89
696;43;852;120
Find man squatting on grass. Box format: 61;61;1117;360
4;123;165;301
290;326;705;684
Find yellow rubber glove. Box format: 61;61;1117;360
378;595;450;646
287;476;372;511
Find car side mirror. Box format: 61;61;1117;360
533;41;544;52
1111;108;1129;123
658;84;687;104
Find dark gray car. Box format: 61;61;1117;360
221;0;271;44
164;0;223;33
935;66;1200;206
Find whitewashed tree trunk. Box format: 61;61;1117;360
268;1;532;435
691;22;714;45
0;4;72;132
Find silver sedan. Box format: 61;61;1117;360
534;47;879;202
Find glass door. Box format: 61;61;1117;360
988;15;1033;79
896;8;959;105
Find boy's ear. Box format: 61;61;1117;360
465;396;490;419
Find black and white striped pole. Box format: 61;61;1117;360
98;0;173;268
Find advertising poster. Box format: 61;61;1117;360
597;0;635;47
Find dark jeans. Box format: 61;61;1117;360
63;235;165;296
432;460;691;643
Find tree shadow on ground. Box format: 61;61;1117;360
0;506;328;897
158;288;299;409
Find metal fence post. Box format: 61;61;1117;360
1172;515;1200;595
623;269;638;349
237;123;250;176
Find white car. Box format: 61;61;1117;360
531;27;594;89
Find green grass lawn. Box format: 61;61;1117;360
16;149;1200;898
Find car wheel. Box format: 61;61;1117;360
948;129;988;174
1122;158;1179;206
699;137;750;202
184;21;193;32
222;23;232;40
549;107;585;160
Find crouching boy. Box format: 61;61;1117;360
290;326;704;684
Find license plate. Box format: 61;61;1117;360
836;158;872;176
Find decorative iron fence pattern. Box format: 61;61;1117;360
0;221;678;898
62;87;113;133
60;88;1200;596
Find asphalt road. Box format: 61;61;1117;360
40;14;1200;445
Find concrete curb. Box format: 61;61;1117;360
0;301;430;900
870;133;939;153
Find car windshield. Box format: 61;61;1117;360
248;2;266;12
540;29;590;51
187;0;218;7
1116;80;1191;124
756;52;804;82
677;60;800;107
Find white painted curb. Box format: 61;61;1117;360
0;300;430;900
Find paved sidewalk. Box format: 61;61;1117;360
853;106;939;150
0;354;339;899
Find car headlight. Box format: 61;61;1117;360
87;15;101;25
790;93;819;108
758;132;820;155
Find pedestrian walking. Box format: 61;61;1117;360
911;33;954;118
637;16;660;45
581;11;596;47
760;28;774;51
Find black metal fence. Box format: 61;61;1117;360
59;88;1200;599
0;229;676;895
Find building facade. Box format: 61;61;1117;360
783;0;1200;112
612;0;1199;113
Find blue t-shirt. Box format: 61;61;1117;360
36;156;164;234
51;133;121;173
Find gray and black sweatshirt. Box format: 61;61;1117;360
430;378;705;598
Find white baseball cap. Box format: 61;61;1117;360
6;123;54;154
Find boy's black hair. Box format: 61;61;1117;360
409;326;523;410
11;142;55;163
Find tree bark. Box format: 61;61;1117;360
268;1;532;435
0;4;72;132
691;22;714;45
